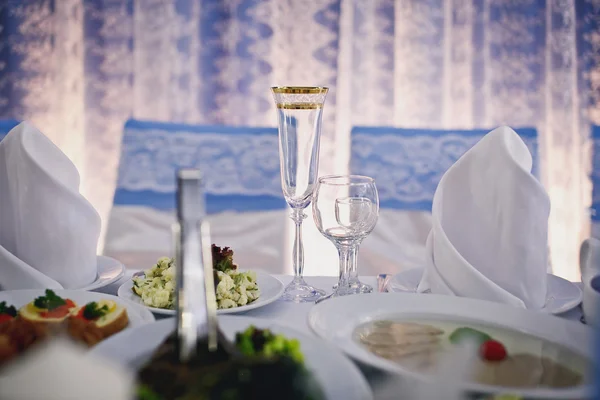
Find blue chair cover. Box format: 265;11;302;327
113;119;285;214
591;125;600;237
350;126;539;212
105;119;287;271
589;127;600;400
0;120;21;141
348;126;539;276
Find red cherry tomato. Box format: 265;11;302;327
479;339;507;361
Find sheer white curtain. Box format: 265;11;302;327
2;0;598;280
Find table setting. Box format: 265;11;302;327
0;86;597;400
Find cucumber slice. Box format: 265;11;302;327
449;327;492;345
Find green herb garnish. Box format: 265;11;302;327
0;301;16;317
82;302;109;320
137;385;163;400
449;327;493;346
235;326;304;365
33;289;66;310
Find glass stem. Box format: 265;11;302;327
290;209;307;282
347;243;360;284
335;244;358;295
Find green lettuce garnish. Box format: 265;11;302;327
33;289;66;310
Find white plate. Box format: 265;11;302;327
0;289;155;327
71;256;126;291
117;271;284;316
90;316;373;400
308;292;593;399
387;267;582;314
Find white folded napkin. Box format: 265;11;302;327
0;339;134;400
0;122;101;289
417;126;550;309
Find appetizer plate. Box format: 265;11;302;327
308;292;593;400
72;255;126;291
117;271;284;316
387;267;582;314
91;316;373;400
0;289;155;327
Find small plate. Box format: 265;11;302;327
308;292;592;400
0;289;155;327
91;316;373;400
72;256;126;291
387;267;582;314
117;271;284;316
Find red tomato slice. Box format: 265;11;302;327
39;298;76;319
0;314;13;324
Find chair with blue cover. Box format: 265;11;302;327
104;119;288;273
0;120;21;141
350;126;539;276
591;125;600;239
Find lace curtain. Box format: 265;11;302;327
1;0;599;280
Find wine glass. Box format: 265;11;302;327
313;175;379;298
271;86;328;302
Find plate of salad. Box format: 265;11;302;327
90;316;373;400
117;244;284;316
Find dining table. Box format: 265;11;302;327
94;269;586;397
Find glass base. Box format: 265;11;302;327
332;279;373;295
282;277;326;303
316;281;373;304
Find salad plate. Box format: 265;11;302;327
72;255;126;291
308;292;593;399
117;270;284;316
387;267;582;314
91;316;373;400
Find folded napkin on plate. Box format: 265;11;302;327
0;339;134;400
417;126;550;309
0;122;101;289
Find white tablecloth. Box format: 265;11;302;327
96;271;584;331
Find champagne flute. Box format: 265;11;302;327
271;86;328;302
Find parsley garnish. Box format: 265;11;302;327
137;385;162;400
33;289;66;310
82;302;109;320
0;301;16;317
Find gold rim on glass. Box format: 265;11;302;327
318;175;375;186
276;103;323;109
271;86;329;94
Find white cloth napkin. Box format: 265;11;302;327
417;126;550;309
0;122;101;289
0;339;134;400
